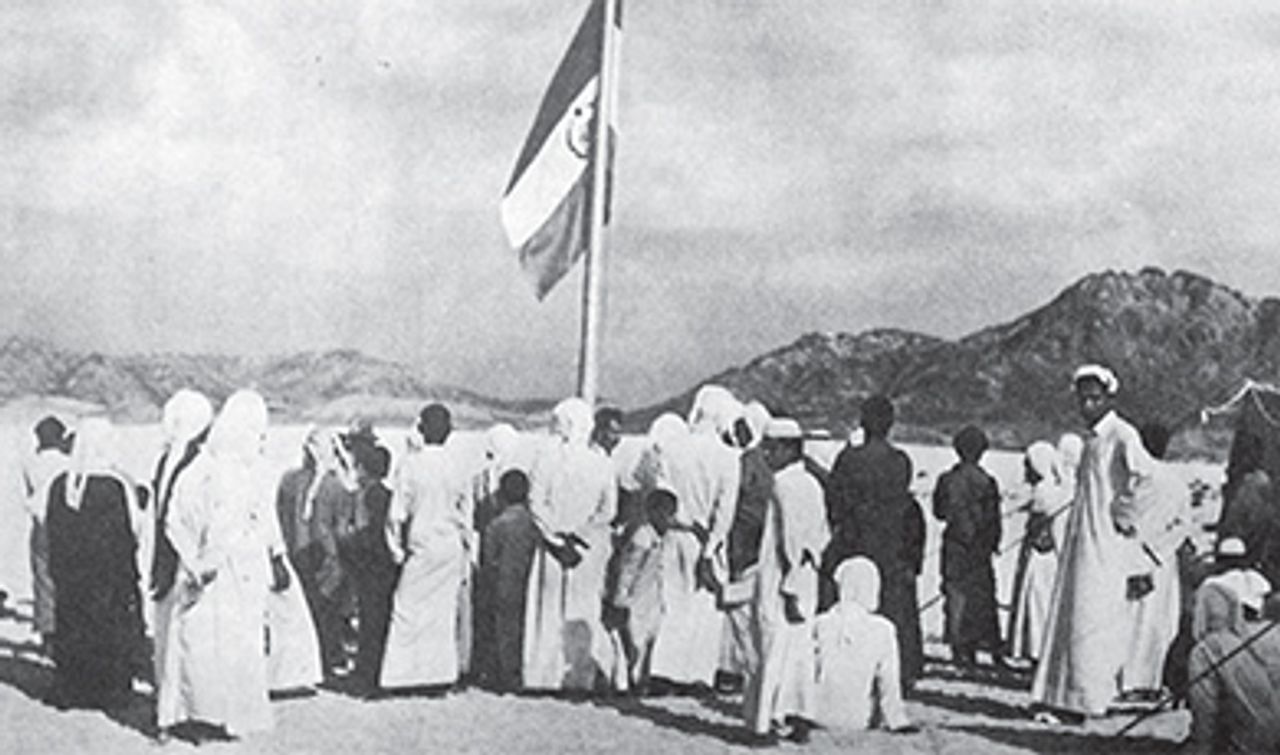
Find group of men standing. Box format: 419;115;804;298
20;359;1272;748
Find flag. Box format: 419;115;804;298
501;0;619;300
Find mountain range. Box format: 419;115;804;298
639;267;1276;456
0;267;1271;454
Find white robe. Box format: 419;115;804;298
1032;411;1155;715
160;454;279;735
523;441;617;690
646;433;740;686
266;553;323;692
1120;459;1188;692
1009;479;1068;660
743;460;828;734
380;444;469;689
813;603;909;731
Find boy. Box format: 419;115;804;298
932;425;1003;668
605;488;679;693
479;469;540;691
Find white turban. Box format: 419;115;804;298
1072;364;1119;395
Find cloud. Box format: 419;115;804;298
5;0;1280;406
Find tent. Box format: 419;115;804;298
1201;379;1280;492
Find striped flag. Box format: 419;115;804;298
500;0;619;300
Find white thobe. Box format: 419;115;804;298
743;460;828;734
522;441;617;690
813;603;909;731
647;433;741;686
381;444;469;688
1120;459;1188;692
1032;411;1155;715
161;455;280;735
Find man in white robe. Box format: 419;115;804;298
523;398;618;691
162;390;287;739
380;404;470;690
647;385;741;690
1032;365;1156;719
743;417;829;743
1118;422;1189;697
813;557;913;733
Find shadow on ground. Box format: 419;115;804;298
955;723;1182;753
0;637;157;740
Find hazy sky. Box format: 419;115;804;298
6;0;1280;405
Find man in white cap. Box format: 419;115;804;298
1032;364;1155;721
743;417;829;744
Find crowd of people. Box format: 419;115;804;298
9;363;1280;750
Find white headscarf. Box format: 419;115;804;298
162;389;213;450
208;389;268;463
301;426;357;520
835;556;881;613
484;423;522;472
552;397;593;447
688;384;736;436
1025;441;1061;485
743;401;772;450
63;416;123;512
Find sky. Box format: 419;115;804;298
5;0;1280;406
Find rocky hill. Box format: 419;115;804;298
639;267;1277;455
1;267;1272;453
0;340;554;429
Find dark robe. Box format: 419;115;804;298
727;446;774;579
277;467;356;675
45;473;142;708
479;504;540;691
337;480;399;690
932;461;1003;659
823;437;925;687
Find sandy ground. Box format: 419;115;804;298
0;422;1215;754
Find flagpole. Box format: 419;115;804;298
577;0;619;407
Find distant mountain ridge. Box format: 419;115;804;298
3;267;1272;453
0;339;555;428
637;267;1278;454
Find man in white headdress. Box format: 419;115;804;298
44;416;143;710
718;400;773;691
742;417;829;743
276;427;358;679
151;390;213;714
523;397;619;691
380;404;470;691
162;390;290;738
645;385;742;690
1032;364;1155;720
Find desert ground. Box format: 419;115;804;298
0;419;1221;754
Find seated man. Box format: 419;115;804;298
1186;574;1280;753
813;557;916;733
